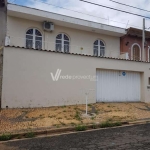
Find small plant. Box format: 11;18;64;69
100;121;122;128
0;133;12;141
61;105;66;108
95;110;99;115
114;122;122;126
59;121;66;126
25;132;35;138
91;124;97;129
63;110;67;112
22;110;28;113
74;111;82;121
107;118;113;122
71;122;76;126
88;104;92;107
48;116;54;118
91;116;96;120
74;107;78;110
75;125;86;131
16;135;22;139
57;117;62;119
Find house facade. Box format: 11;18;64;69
0;2;150;108
120;27;150;62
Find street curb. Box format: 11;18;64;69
129;120;150;125
0;120;150;142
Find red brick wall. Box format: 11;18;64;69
120;35;150;61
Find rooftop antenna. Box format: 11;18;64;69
126;20;129;29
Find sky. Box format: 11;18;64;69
8;0;150;29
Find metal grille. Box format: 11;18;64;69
26;29;33;35
26;29;42;49
26;39;33;49
35;30;42;36
94;46;98;56
133;45;140;61
56;33;69;52
93;40;105;57
56;43;62;52
35;41;42;49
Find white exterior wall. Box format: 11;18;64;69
2;47;150;108
7;16;120;57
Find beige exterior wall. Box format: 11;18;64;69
7;16;120;57
2;47;150;108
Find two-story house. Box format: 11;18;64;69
120;27;150;62
0;1;150;108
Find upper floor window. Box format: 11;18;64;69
93;40;105;57
26;28;42;49
132;44;141;61
56;33;70;53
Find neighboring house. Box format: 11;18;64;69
120;27;150;61
0;2;150;108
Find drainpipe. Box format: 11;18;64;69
142;18;145;61
0;0;7;110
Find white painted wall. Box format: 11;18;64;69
7;16;120;57
2;47;150;108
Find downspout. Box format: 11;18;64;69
0;0;7;110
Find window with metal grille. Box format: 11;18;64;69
131;44;141;61
93;40;105;57
26;28;42;49
133;45;140;61
56;33;70;53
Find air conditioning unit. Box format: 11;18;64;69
43;21;54;32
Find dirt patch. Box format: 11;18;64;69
1;102;150;134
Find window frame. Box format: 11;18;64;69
131;43;141;61
26;28;43;49
56;33;70;53
93;39;105;57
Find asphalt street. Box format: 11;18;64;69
0;123;150;150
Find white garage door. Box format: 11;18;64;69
96;70;141;102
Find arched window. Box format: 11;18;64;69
131;44;141;61
26;28;42;49
93;40;105;57
56;33;70;53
